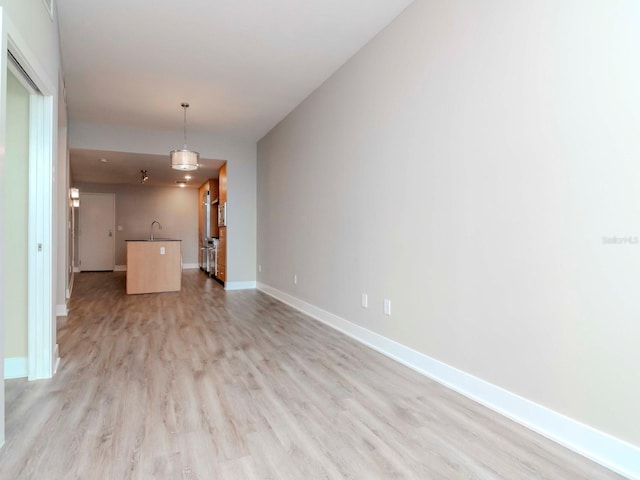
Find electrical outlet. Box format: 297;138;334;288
160;247;166;255
384;299;391;316
293;274;298;285
361;293;368;308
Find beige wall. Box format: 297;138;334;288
3;69;29;359
258;0;640;447
75;182;199;266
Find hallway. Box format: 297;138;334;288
0;271;622;479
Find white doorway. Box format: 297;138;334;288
1;5;59;445
78;193;115;271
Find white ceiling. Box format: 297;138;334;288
71;149;225;189
57;0;414;186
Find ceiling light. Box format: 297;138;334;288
184;175;192;180
141;170;149;184
170;102;199;171
99;158;108;163
175;180;187;188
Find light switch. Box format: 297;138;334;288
384;299;391;316
160;247;166;255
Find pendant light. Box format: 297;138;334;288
170;102;199;171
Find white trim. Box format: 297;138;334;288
114;265;126;272
41;0;54;20
53;344;60;374
4;357;28;379
27;85;54;381
257;282;640;480
73;266;80;273
225;281;257;291
66;275;72;299
55;303;67;317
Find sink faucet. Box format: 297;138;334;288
150;220;163;240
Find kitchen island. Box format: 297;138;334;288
125;240;182;294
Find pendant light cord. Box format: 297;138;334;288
183;104;188;149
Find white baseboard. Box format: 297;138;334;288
257;282;640;480
55;303;68;317
4;357;28;379
114;265;127;272
225;281;257;291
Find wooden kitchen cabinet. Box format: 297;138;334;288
217;227;226;260
217;227;227;282
216;263;226;282
215;163;227;283
209;179;219;239
219;163;227;204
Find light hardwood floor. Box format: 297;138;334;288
0;271;624;479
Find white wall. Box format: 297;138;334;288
70;123;256;283
258;0;640;452
75;182;199;266
0;0;59;81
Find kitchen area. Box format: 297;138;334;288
123;161;227;293
73;155;229;294
198;163;227;284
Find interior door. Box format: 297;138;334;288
78;193;115;271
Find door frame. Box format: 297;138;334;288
27;88;54;380
0;8;57;392
0;7;7;447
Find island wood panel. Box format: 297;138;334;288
126;241;182;294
